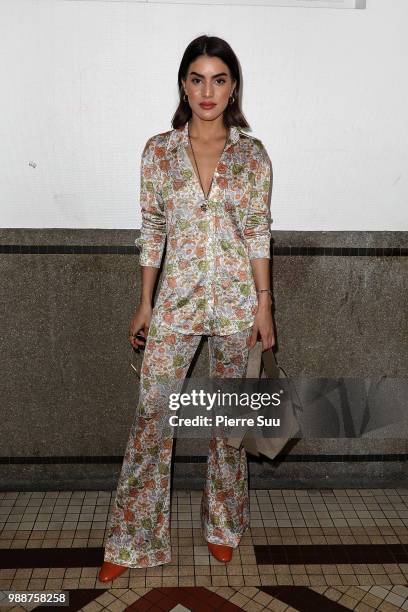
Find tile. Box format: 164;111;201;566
2;488;408;610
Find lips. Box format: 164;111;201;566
200;103;216;109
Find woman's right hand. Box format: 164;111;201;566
129;302;152;349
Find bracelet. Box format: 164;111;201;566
256;289;272;295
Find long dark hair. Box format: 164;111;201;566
171;35;250;130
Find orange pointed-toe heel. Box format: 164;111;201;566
98;561;128;582
207;542;233;563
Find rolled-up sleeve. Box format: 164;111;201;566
134;136;167;268
243;143;272;260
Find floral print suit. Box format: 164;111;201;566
103;122;272;568
134;121;272;335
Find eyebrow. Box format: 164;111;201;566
189;71;228;78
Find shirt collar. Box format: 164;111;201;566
166;121;241;152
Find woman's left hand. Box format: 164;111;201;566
248;301;275;351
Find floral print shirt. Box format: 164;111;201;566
135;121;272;336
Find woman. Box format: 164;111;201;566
99;34;275;582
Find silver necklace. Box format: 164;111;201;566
187;121;228;212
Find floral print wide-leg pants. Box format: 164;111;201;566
103;317;252;568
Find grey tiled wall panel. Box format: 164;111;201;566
0;230;407;489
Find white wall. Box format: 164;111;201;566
1;0;406;230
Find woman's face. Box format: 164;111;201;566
181;55;236;122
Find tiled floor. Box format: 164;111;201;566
1;489;408;611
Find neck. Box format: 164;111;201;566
188;116;228;143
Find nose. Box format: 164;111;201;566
202;82;214;97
